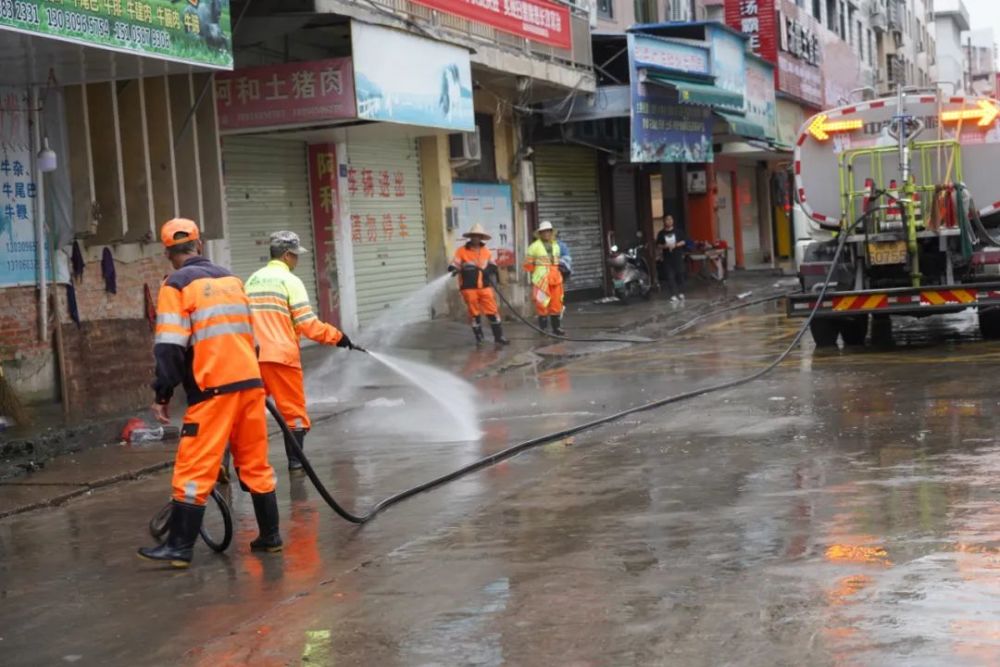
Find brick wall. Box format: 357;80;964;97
1;247;170;409
60;318;154;418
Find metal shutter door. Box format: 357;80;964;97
737;165;762;265
533;145;603;291
346;137;428;326
223;137;318;300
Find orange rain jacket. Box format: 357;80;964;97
152;256;263;406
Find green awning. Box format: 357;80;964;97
714;111;766;139
643;72;744;109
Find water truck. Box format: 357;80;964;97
789;90;1000;345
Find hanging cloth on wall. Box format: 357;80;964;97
71;241;85;283
101;248;116;294
144;283;156;332
65;283;81;329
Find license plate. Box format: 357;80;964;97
868;240;907;265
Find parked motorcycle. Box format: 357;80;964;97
608;243;652;304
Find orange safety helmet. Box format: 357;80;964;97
161;218;201;247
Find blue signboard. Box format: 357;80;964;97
0;88;50;286
630;33;710;77
707;25;747;113
452;182;516;266
351;22;474;132
627;35;713;163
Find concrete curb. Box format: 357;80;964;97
0;459;173;520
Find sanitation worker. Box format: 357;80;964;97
523;220;566;335
245;231;361;473
448;223;509;346
139;218;281;568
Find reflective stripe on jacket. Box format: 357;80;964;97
245;260;343;368
523;239;562;287
153;256;262;406
523;239;563;309
450;243;496;290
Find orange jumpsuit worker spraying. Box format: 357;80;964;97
245;231;361;472
448;223;510;346
523;220;566;335
138;218;282;569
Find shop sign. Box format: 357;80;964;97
0;0;233;69
351;22;474;132
215;59;356;133
745;56;777;141
708;25;747;113
0;88;49;287
307;143;341;325
776;0;822;107
724;0;778;64
628;36;712;163
631;33;710;77
410;0;571;50
452;182;515;267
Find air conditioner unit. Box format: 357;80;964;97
449;128;481;166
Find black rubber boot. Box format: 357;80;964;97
137;501;205;568
287;429;306;473
472;324;485;346
249;491;283;553
551;316;566;336
490;321;509;345
537;316;549;332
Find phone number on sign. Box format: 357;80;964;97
0;1;40;25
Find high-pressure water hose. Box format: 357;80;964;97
275;203;870;525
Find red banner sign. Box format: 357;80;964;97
724;0;777;64
216;59;356;133
307;144;341;326
410;0;571;50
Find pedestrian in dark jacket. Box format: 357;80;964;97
656;215;686;303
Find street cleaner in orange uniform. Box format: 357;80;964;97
523;220;566;335
449;223;509;347
245;231;361;472
139;219;281;568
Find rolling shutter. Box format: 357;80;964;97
533;145;604;291
346;136;428;326
223;137;318;300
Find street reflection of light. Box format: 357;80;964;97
827;574;874;606
824;544;892;565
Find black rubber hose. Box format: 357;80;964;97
273;205;865;525
491;283;654;344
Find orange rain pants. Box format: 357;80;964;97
173;388;275;505
461;287;499;321
260;361;310;431
535;278;564;316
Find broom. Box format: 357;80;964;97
0;363;30;427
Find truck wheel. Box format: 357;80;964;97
871;316;893;346
979;308;1000;339
839;316;868;346
809;318;840;347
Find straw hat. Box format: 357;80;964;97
462;223;491;240
535;220;555;236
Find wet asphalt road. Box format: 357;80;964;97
4;303;1000;666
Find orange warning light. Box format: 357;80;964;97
941;100;1000;127
808;114;864;141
